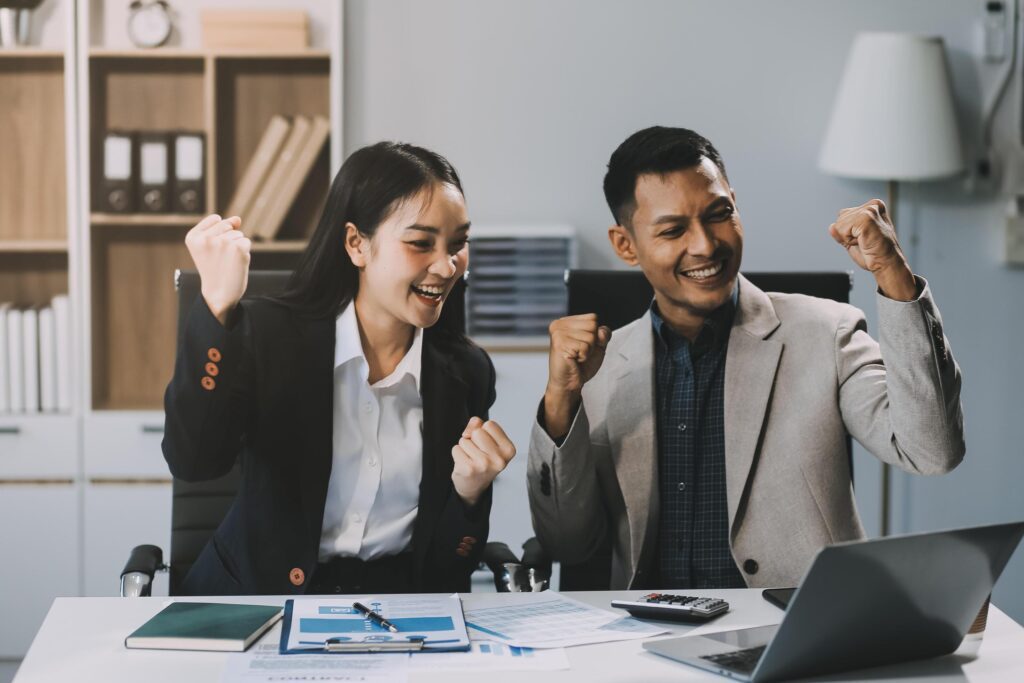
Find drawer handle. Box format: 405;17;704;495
0;426;21;435
141;425;164;434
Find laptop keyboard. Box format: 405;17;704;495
700;645;767;674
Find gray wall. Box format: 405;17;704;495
345;0;1024;621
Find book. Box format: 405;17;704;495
38;306;56;412
0;303;9;413
6;308;23;413
52;294;71;413
248;115;312;241
21;308;38;413
225;115;291;225
255;115;330;241
125;602;283;652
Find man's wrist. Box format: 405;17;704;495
542;385;580;440
874;262;917;302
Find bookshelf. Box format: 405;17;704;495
0;52;69;306
81;5;339;411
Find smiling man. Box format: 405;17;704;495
527;126;965;590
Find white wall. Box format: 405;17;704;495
344;0;1024;621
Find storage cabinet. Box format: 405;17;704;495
0;0;343;659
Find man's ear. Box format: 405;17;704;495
344;222;368;268
608;224;639;266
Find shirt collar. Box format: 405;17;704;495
650;281;739;356
335;302;423;389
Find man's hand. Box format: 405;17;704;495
543;314;611;439
829;199;917;301
184;214;251;325
451;417;516;507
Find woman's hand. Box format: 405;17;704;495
184;214;251;326
451;417;516;507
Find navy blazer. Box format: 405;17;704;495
162;295;495;595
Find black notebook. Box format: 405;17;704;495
125;602;283;652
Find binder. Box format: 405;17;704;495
101;132;136;213
248;115;312;240
172;132;206;214
138;132;171;213
0;303;9;413
6;308;23;413
38;306;57;413
51;294;71;413
256;115;329;241
225;115;291;224
21;308;38;413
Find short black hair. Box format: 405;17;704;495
603;126;728;226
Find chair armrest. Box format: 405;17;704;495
120;544;165;597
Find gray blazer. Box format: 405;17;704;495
528;274;965;589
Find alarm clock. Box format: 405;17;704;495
127;0;172;49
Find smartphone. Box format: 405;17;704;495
761;587;797;610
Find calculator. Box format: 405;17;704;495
610;593;730;622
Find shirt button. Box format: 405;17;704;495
363;402;372;413
677;482;686;492
368;458;377;467
353;513;362;523
677;423;687;432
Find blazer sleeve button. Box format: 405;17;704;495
455;547;470;558
200;376;216;391
205;361;220;377
207;347;222;362
289;567;306;586
461;536;477;545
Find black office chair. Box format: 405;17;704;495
484;268;855;592
120;270;469;596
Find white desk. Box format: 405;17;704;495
14;589;1024;682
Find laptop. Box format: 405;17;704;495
643;521;1024;682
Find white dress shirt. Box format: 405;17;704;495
318;302;424;561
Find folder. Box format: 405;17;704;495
38;306;56;413
101;132;136;213
51;294;71;413
256;115;329;242
248;115;312;240
279;594;470;654
0;303;9;413
172;132;206;214
6;308;23;413
21;308;38;413
138;133;171;213
225;115;291;224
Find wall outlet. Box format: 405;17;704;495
1006;212;1024;264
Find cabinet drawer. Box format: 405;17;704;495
84;411;169;477
0;415;77;478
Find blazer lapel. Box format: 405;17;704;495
724;275;782;534
605;315;658;576
415;332;470;561
296;313;337;544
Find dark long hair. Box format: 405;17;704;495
274;141;466;334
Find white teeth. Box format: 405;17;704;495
412;284;444;297
682;262;724;279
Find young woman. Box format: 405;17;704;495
163;142;515;595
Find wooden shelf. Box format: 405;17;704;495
0;241;68;253
0;48;65;59
90;213;204;226
89;48;329;60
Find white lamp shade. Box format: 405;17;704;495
819;32;964;181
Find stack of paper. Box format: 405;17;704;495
464;592;667;648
